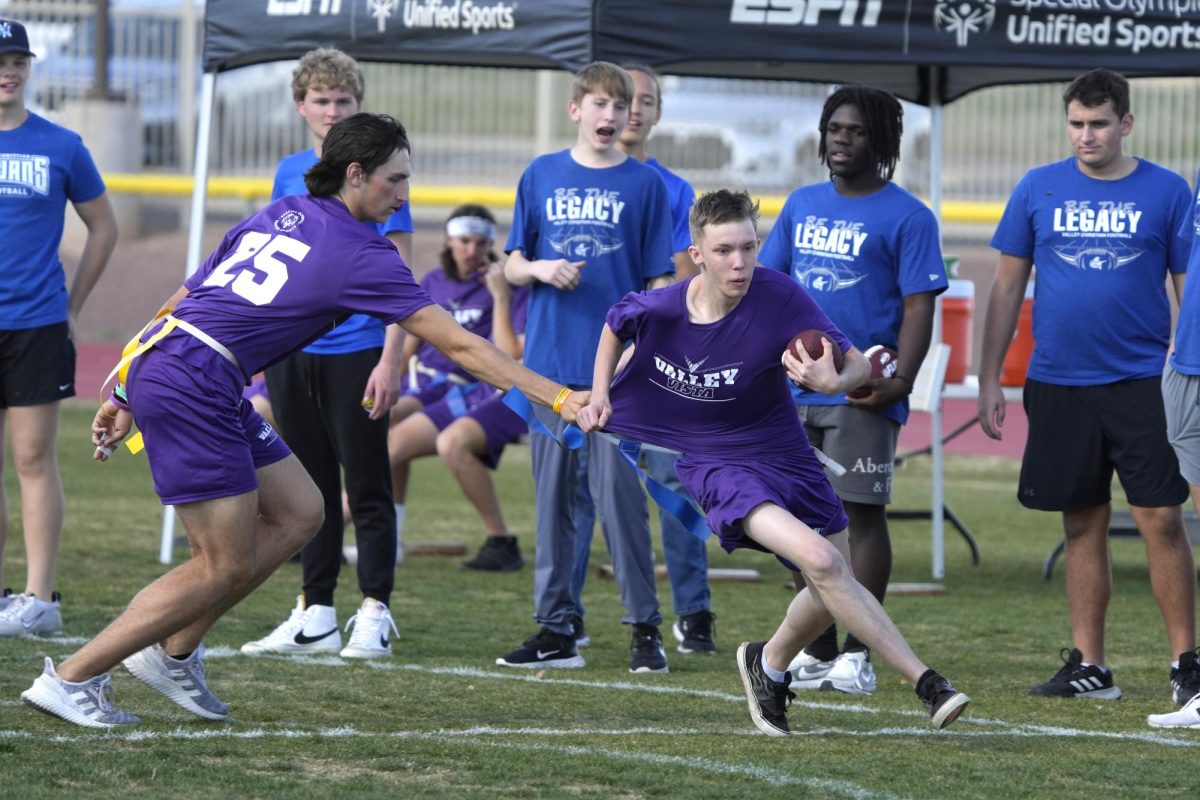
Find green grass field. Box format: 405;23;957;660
0;405;1196;799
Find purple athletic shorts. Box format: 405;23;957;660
424;387;527;469
674;449;848;572
127;346;291;505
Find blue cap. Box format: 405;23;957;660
0;19;36;58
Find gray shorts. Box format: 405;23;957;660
1163;363;1200;487
798;404;900;505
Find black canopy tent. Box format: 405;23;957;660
164;0;1200;568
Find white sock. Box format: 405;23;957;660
761;651;788;684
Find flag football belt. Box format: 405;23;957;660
407;355;473;392
101;314;243;455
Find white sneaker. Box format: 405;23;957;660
0;592;63;637
240;596;341;655
123;643;229;720
1148;692;1200;729
339;597;398;659
788;649;837;690
826;650;877;695
21;657;139;728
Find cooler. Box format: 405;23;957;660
941;279;974;385
1001;282;1036;387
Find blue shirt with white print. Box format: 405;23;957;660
506;150;674;386
992;157;1190;385
0;113;106;329
759;180;946;424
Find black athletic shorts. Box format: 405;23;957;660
0;322;76;408
1018;377;1188;512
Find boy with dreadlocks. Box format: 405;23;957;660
758;85;946;696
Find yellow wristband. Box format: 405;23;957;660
552;387;572;414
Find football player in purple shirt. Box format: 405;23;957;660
19;113;587;729
577;189;969;736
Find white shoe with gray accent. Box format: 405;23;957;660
123;643;229;720
825;650;877;695
787;649;837;690
21;657;139;728
0;592;63;637
339;598;399;659
1148;691;1200;729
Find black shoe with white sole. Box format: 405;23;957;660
916;669;970;729
496;628;585;669
736;641;793;737
1028;647;1121;700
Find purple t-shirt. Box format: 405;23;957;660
169;195;434;378
603;268;850;458
415;268;530;379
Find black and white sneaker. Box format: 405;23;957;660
629;623;669;673
916;669;970;729
571;615;590;648
1171;648;1200;706
1029;647;1122;700
672;610;716;654
736;641;794;737
496;628;585;669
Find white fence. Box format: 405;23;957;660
7;0;1200;202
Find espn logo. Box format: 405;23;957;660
730;0;881;26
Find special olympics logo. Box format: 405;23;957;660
934;1;997;47
368;0;399;33
274;209;305;233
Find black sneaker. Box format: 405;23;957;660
672;610;717;654
736;641;793;737
1171;648;1200;706
571;615;590;648
1029;647;1122;700
916;669;970;729
496;628;584;669
629;623;669;674
462;536;525;572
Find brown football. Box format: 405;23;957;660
788;329;845;373
847;345;900;399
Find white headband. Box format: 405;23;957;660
446;215;496;240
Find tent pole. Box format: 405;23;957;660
159;70;218;565
929;83;946;581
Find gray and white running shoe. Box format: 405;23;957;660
123;643;229;720
21;657;139;728
0;592;62;637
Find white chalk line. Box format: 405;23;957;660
0;724;899;799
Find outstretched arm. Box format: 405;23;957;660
577;325;624;432
400;303;587;421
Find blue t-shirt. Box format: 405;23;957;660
506;150;674;386
991;157;1191;385
0;113;106;329
1172;170;1200;376
271;149;415;355
647;157;695;254
759;181;946;424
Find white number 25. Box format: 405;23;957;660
201;231;311;306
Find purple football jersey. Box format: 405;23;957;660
169;195;433;377
416;268;530;379
603;268;851;457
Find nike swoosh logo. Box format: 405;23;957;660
58;383;73;391
294;628;338;645
379;635;389;649
536;649;560;659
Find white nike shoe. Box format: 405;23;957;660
0;592;63;637
240;596;341;655
339;597;398;659
826;650;877;695
787;649;837;690
1148;691;1200;729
